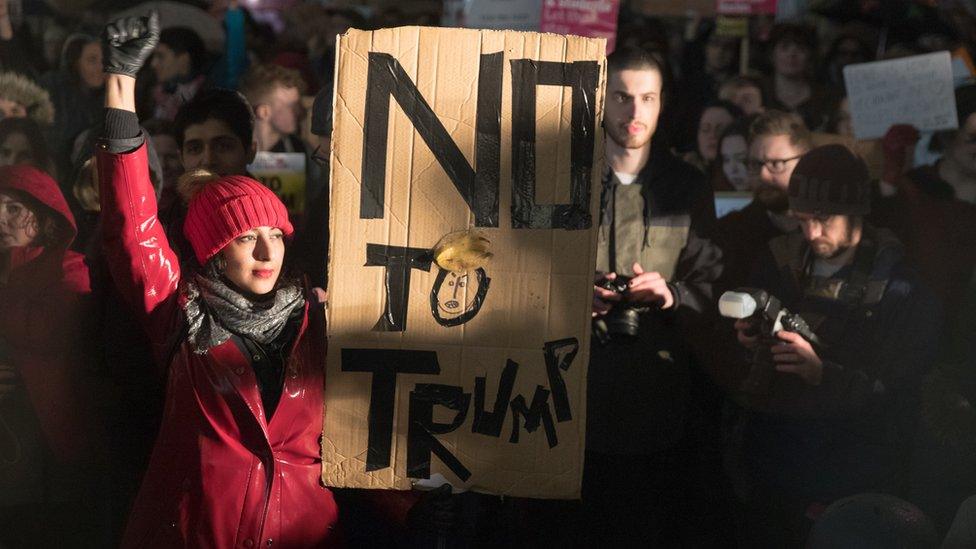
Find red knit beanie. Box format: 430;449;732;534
183;175;293;265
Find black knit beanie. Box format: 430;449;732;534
788;144;871;215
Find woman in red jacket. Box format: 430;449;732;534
0;164;98;545
97;14;338;547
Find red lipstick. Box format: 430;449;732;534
253;269;275;279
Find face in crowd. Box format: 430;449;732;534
0;131;35;167
151;43;191;83
730;84;763;116
604;65;663;150
219;226;285;296
720;133;749;191
0;191;37;250
149;132;183;189
772;39;811;79
748;133;805;212
259;85;304;137
181;119;255;176
77;41;106;90
0;98;27;120
705;36;737;75
698;106;735;163
792;212;861;260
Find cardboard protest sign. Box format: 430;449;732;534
540;0;620;53
323;27;606;499
844;51;958;140
248;151;306;214
716;0;777;15
442;0;542;30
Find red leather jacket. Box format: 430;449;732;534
96;142;339;548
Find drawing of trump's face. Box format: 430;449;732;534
430;268;490;327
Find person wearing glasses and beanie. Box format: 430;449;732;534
726;144;941;547
96;14;339;547
710;109;812;292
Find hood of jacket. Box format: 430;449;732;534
0;164;77;251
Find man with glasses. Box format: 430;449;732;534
727;144;941;546
710;110;811;291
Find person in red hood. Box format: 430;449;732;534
0;163;99;545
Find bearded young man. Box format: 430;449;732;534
583;46;723;546
728;144;941;547
710;109;811;292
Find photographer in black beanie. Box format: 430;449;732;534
728;144;942;547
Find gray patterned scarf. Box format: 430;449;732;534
182;274;305;354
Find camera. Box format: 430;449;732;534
593;274;642;342
719;288;821;394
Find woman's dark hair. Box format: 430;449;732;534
59;33;99;83
159;27;207;75
699;100;745;126
717;116;752;154
0;187;63;248
173;88;254;150
0;117;53;173
768;23;818;54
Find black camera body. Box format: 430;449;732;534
594;274;643;343
719;288;821;395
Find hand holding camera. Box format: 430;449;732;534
592;272;622;317
720;288;825;390
593;263;674;343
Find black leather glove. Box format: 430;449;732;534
102;10;160;77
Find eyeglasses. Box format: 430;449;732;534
746;155;803;174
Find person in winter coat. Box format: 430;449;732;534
0;163;99;546
97;14;339;547
728;145;942;547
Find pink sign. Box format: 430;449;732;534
540;0;621;53
716;0;777;15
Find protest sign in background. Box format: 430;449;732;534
248;151;306;215
716;0;777;15
540;0;620;53
323;27;606;499
844;51;958;140
442;0;542;30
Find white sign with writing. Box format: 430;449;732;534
442;0;542;31
844;51;958;140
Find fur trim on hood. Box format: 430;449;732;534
0;71;55;126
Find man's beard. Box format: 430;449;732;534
810;222;857;259
606;122;652;150
754;184;790;212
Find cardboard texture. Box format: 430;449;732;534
323;27;606;499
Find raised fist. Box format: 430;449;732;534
102;11;160;78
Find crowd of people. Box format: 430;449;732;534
0;0;974;547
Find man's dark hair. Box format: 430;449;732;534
606;45;671;105
173;88;254;149
159;27;207;75
768;23;818;54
